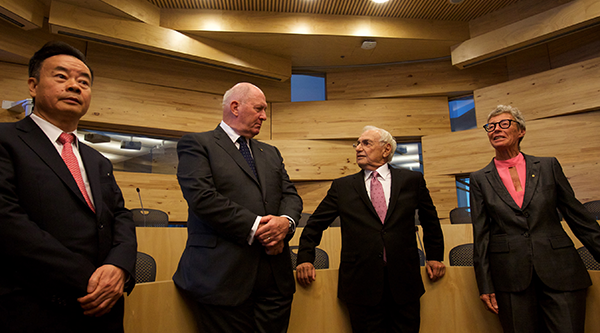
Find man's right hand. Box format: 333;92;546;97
296;262;316;287
480;293;499;314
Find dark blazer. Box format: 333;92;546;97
471;154;600;295
173;125;302;306
0;117;136;318
297;166;444;306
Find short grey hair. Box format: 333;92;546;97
222;82;258;109
362;125;397;163
487;105;526;130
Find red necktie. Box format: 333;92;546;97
370;171;387;223
58;133;95;212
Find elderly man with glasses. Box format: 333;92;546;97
296;125;445;333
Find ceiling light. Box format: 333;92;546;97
372;0;389;3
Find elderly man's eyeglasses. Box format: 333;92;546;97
352;140;377;148
483;119;516;132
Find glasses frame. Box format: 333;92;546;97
352;139;382;149
483;119;516;132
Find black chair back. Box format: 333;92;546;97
131;208;169;227
290;246;329;269
449;207;471;224
449;243;474;266
135;252;157;283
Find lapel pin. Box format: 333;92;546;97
532;174;535;177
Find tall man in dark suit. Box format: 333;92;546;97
173;82;303;332
296;126;445;333
0;41;137;333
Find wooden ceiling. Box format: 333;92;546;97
146;0;523;21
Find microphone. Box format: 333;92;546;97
136;188;146;227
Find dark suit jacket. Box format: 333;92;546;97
173;125;302;306
297;166;444;306
471;154;600;295
0;117;136;315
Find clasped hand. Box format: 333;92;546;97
255;215;289;255
77;264;126;317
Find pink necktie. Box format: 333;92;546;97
58;133;95;212
370;171;387;223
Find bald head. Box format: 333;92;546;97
222;82;268;138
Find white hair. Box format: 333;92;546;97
362;125;397;163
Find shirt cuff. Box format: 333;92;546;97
247;216;262;245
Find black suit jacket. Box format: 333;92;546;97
471;154;600;295
0;117;136;303
173;125;302;306
297;166;444;306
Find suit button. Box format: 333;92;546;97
523;232;530;238
523;212;530;218
378;253;383;258
98;224;104;229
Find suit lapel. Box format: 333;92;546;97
80;143;101;215
16;117;88;207
386;167;402;223
483;159;521;211
213;126;260;186
352;170;381;224
521;154;541;211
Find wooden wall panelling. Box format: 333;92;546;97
326;58;508;100
547;24;600;69
272;139;359;181
294;180;333;214
506;44;551;81
271;97;451;140
48;2;292;82
422;128;493;177
0;18;88;64
78;75;278;140
422;174;461;223
85;43;291;103
452;0;600;69
114;171;188;222
0;0;45;30
468;0;574;38
474;54;600;126
0;62;30;122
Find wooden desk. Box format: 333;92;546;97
128;223;600;332
124;269;600;333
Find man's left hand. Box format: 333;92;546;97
77;264;126;317
425;260;446;282
255;215;289;247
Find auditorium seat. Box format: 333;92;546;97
449;243;474;266
289;245;329;269
135;252;157;283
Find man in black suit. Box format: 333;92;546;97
173;82;303;332
296;125;445;333
0;41;137;333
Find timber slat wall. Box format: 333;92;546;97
1;0;599;222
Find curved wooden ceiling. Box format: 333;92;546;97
146;0;523;21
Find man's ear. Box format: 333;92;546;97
383;143;392;159
230;101;240;117
28;77;38;98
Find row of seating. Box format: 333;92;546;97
447;243;600;270
448;200;600;224
135;246;331;284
